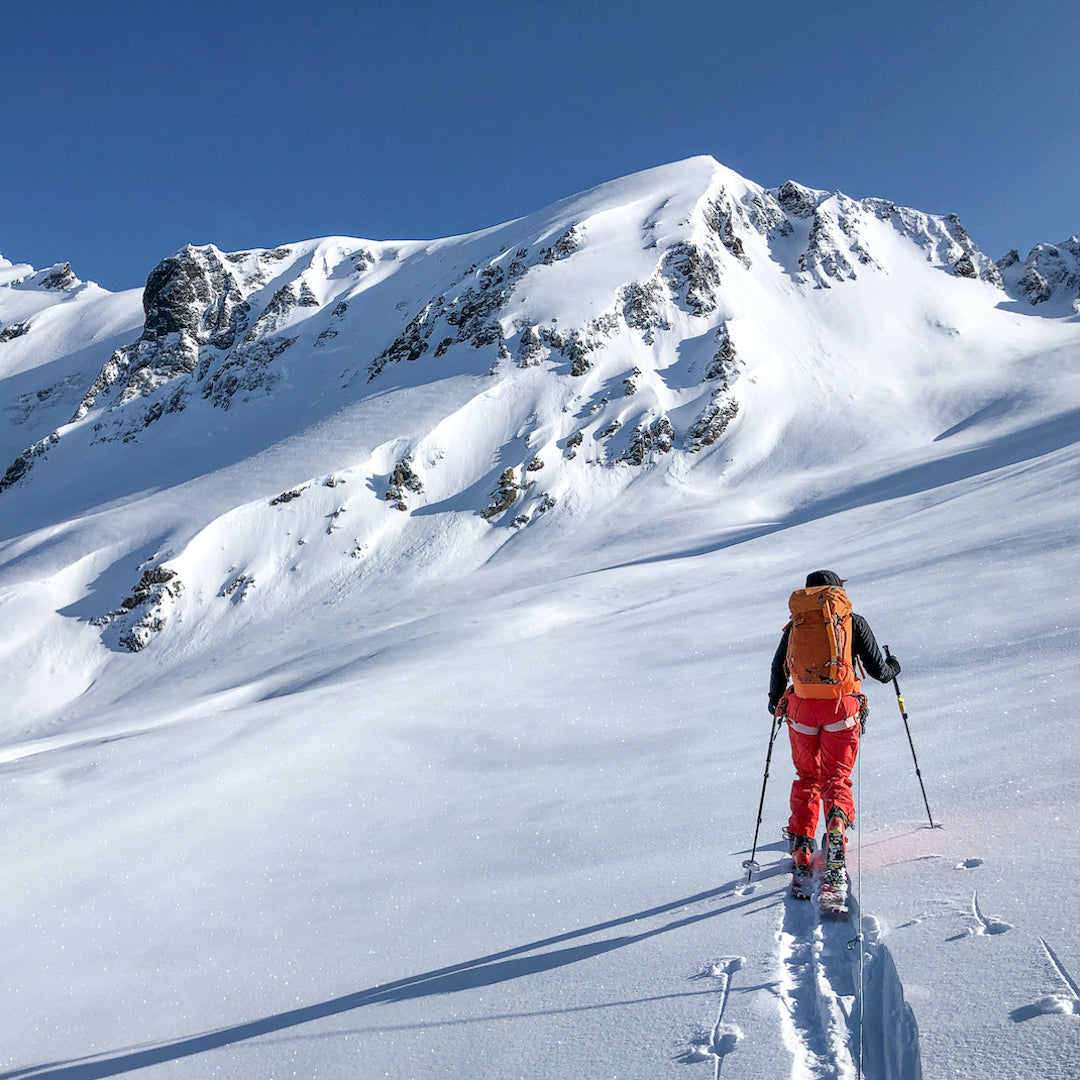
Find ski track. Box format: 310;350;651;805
775;891;923;1080
1041;939;1080;1003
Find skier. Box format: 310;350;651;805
768;570;901;905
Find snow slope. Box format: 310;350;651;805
1;157;1078;1079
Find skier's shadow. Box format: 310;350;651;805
0;870;785;1080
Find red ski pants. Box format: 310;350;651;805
784;694;861;840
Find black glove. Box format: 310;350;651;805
887;655;901;678
768;698;778;716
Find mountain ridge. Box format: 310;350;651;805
1;155;1078;680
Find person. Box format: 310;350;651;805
768;570;900;899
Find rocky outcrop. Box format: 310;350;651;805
619;416;674;465
799;210;856;283
74;245;252;422
39;263;80;290
385;458;424;511
704;326;740;386
664;241;723;316
481;467;522;519
687;393;740;451
517;325;545;367
92;566;184;652
1002;238;1080;310
0;320;30;343
0;431;60;491
370;233;587;381
774;181;824;220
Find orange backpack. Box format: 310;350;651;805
785;586;861;700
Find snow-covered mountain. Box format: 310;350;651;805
1;157;1078;1079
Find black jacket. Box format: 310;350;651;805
769;613;897;711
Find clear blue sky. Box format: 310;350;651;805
3;0;1077;292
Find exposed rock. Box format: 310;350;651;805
623;367;642;396
201;336;296;409
619;279;669;332
0;431;59;492
385;457;423;510
564;431;583;459
92;566;184;652
704;326;740;386
74;245;254;423
775;181;823;220
517;325;544;367
542;312;618;377
703;194;750;264
541;226;584;264
1008;238;1080;308
996;249;1021;271
270;486;307;505
526;456;545;472
481;467;521;519
663;241;722;316
0;320;30;343
219;573;255;601
799;211;854;283
471;322;504;350
370;302;440;378
40;263;79;290
953;254;978;279
368;231;593;381
143;246;248;346
687;393;740;451
745;192;792;237
619;416;674;466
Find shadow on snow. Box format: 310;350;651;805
0;874;785;1079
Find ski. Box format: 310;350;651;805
819;817;849;918
818;872;850;919
790;863;813;901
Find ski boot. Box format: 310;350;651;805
785;831;815;901
820;807;852;916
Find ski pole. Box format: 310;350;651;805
743;711;783;884
884;644;937;829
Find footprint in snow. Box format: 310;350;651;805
675;1025;744;1066
948;889;1012;939
677;957;745;1067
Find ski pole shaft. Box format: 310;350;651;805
884;645;936;829
743;712;782;883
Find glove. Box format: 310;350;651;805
768;698;779;717
887;655;901;678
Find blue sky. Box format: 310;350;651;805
3;0;1077;292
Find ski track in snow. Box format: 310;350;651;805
1010;940;1080;1021
775;890;922;1080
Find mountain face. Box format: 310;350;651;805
2;158;1080;1080
1;156;1077;676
